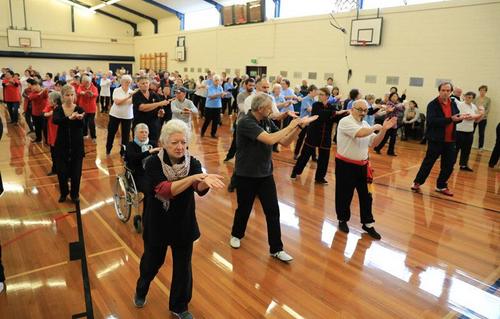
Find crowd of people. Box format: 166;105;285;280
0;64;497;317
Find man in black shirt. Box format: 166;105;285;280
229;93;317;262
132;76;169;146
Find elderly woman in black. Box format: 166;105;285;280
126;123;161;230
53;84;85;203
134;119;224;319
291;87;349;184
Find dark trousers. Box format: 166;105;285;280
293;145;330;181
201;108;220;137
414;141;456;189
489;123;500;167
335;158;374;224
225;122;237;160
106;115;131;154
374;127;397;154
193;95;206;117
136;243;193;313
0;244;5;283
6;102;19;123
50;146;57;172
455;131;474;167
83;113;96;139
32;115;44;142
100;96;110;112
56;156;83;198
474;119;487;149
294;129;316;160
24;104;34;131
222;98;232;115
231;175;284;254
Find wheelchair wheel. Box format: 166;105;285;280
113;174;132;222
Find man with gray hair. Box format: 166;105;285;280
229;93;317;262
335;99;397;239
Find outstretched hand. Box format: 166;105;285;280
202;174;225;189
300;115;319;126
382;117;397;130
286;110;298;118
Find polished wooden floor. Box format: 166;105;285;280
0;106;498;319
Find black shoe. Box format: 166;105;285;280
315;179;328;185
387;153;397;156
210;134;217;138
58;195;67;203
223;156;232;162
375;149;381;154
133;294;147;308
460;166;473;172
362;225;382;240
227;184;235;193
420;140;427;145
338;221;349;233
290;171;297;179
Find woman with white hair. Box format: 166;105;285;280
106;74;135;155
134;119;224;319
126;123;161;230
200;74;225;138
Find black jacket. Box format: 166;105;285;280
143;153;208;246
305;102;346;149
53;105;85;158
425;97;460;142
126;141;154;177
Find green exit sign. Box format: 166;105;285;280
250;59;258;64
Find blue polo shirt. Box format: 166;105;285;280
206;84;223;108
273;94;288;113
300;95;315;117
223;82;234;99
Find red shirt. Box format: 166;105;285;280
29;89;49;116
22;87;33;112
43;104;59;146
2;78;21;102
77;83;98;113
439;98;454;142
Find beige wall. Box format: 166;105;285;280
0;0;135;74
134;0;500;150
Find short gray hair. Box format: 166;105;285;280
353;99;368;109
81;75;91;83
251;93;273;112
159;119;190;146
120;74;132;83
134;123;149;136
49;91;62;107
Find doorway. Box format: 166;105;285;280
245;66;267;79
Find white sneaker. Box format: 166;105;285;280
271;251;293;262
229;236;240;249
0;282;4;294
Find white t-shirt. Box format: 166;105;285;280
109;87;134;119
337;115;376;161
456;101;479;133
171;98;198;128
243;93;279;116
100;78;111;97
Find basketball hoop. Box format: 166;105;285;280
359;40;367;47
21;44;32;56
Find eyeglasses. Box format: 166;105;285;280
353;107;368;113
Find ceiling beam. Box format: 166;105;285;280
111;3;158;33
202;0;223;25
142;0;185;30
64;0;139;35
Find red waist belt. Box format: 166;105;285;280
336;153;373;183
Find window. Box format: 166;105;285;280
185;8;220;31
362;0;448;10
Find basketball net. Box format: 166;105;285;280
332;0;358;13
21;44;32;56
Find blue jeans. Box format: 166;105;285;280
6;102;20;123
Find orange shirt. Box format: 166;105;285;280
29;89;49;116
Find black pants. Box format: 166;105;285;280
56;155;83;199
335;158;374;224
222;98;232;115
83;113;96;139
0;244;5;283
231;175;283;254
414;141;456;189
6;102;19;123
474;119;487;149
24;104;34;131
32;115;44;142
106;116;132;154
455;131;474;167
374;127;397;154
136;242;193;313
225;122;237;160
294;129;316;160
100;96;110;112
201;108;220;137
193;95;206;117
489;123;500;167
293;145;330;181
50;146;57;172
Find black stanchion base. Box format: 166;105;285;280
69;241;83;261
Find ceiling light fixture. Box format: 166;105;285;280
89;0;122;11
56;0;95;14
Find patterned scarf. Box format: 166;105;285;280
156;148;191;211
